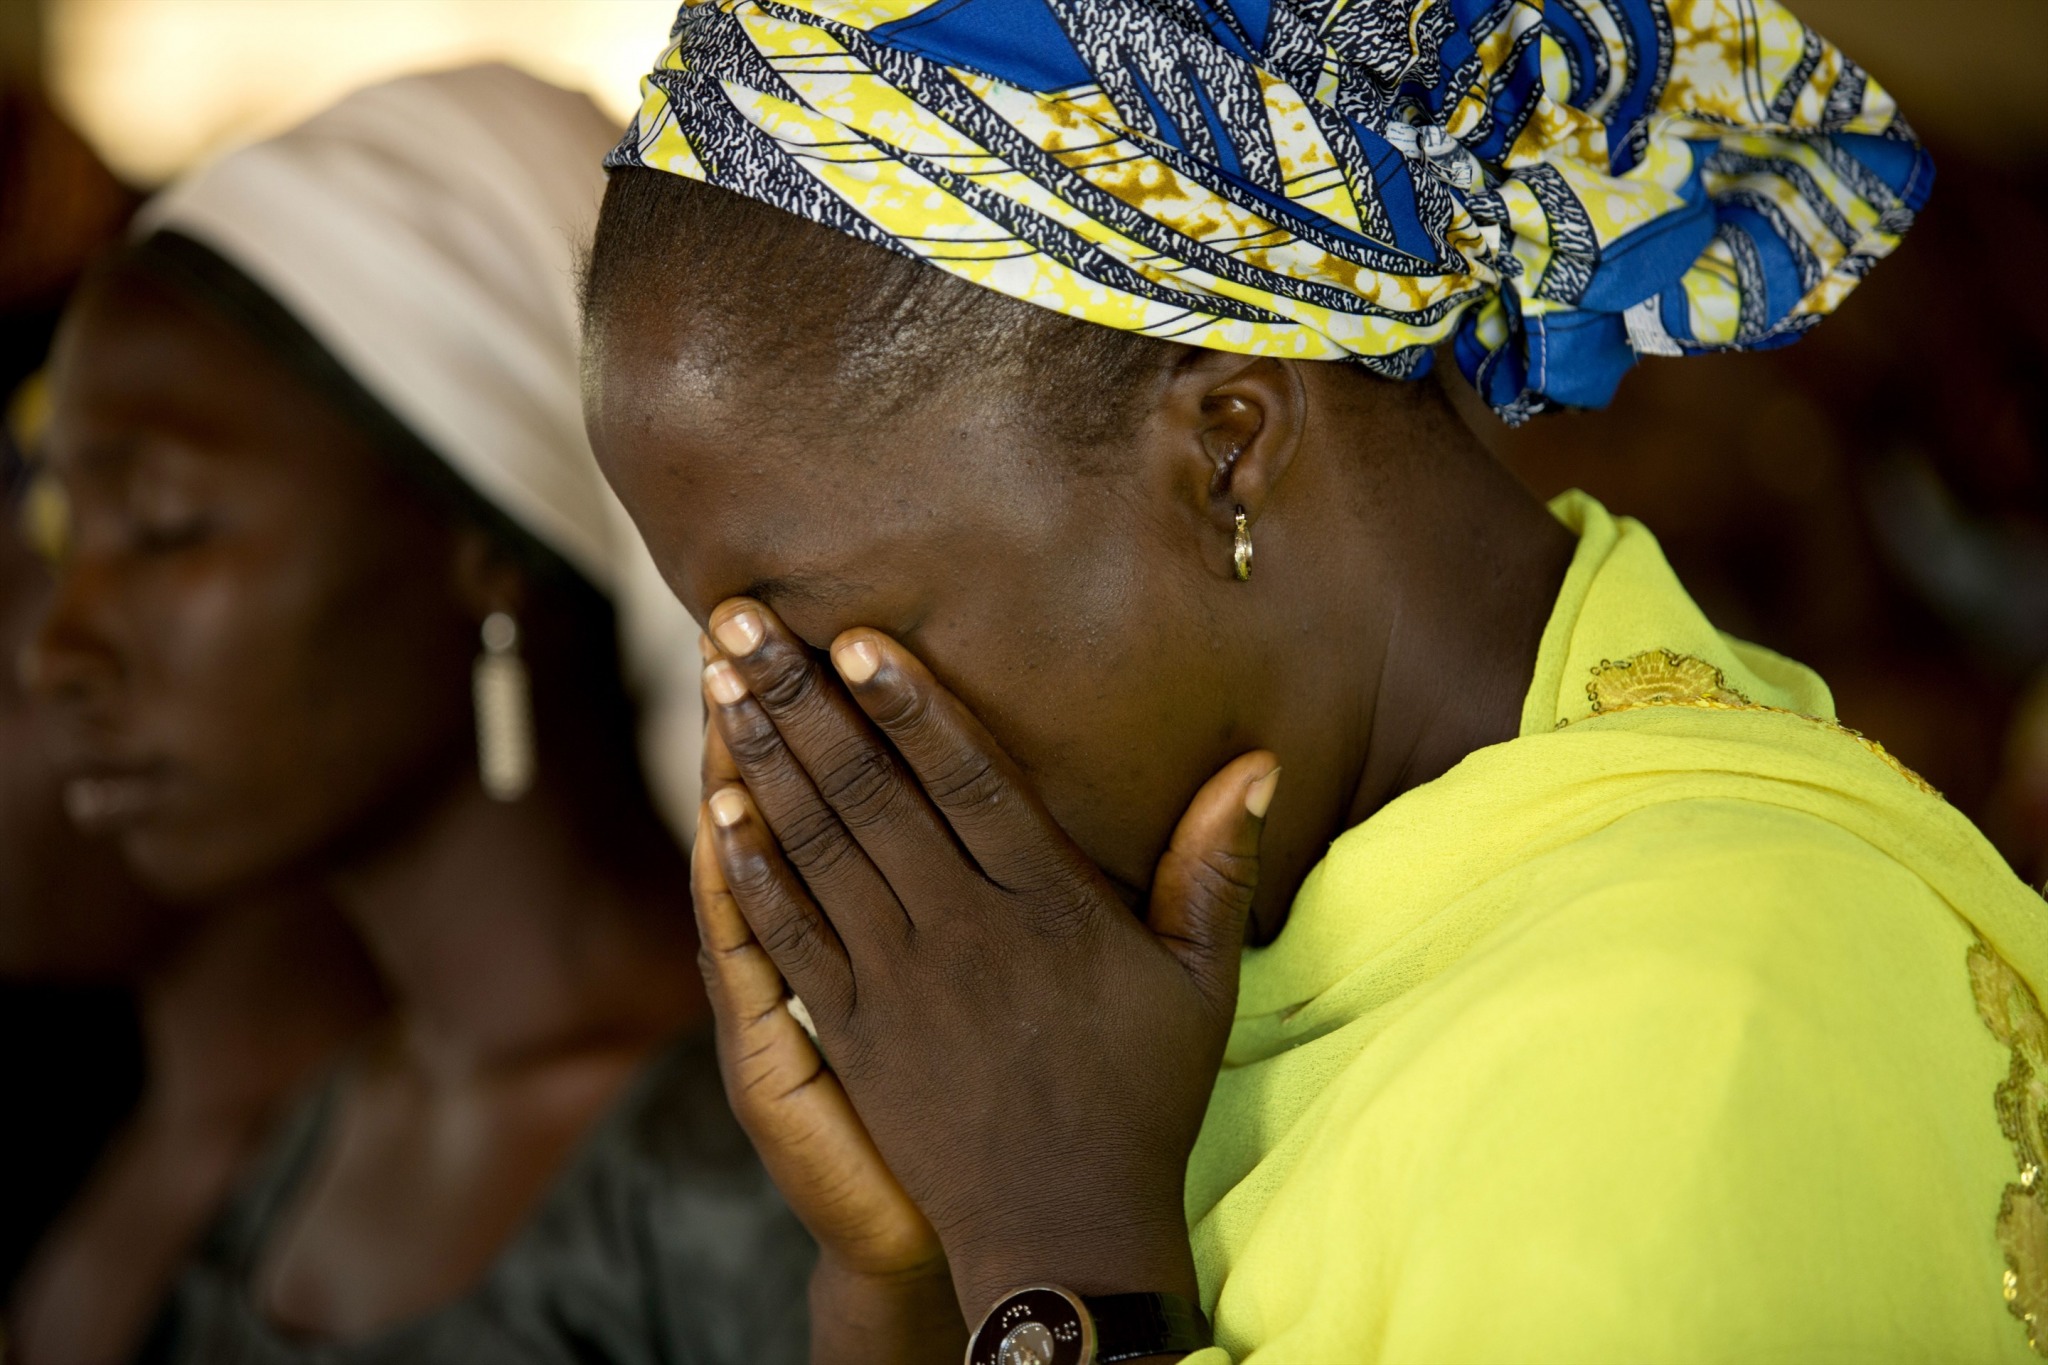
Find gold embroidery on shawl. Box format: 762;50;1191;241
1569;650;1942;798
1970;935;2048;1356
1587;649;1752;712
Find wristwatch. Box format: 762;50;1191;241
965;1286;1211;1365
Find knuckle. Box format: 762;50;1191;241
721;845;786;903
863;675;933;733
1178;849;1261;917
757;907;829;974
1192;848;1260;897
774;804;859;881
722;708;788;772
994;843;1085;903
750;649;820;713
922;748;1007;815
1018;880;1098;940
816;742;901;829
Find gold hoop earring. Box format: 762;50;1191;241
474;610;535;802
1233;505;1254;582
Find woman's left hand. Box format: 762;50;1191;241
699;597;1279;1323
693;717;965;1365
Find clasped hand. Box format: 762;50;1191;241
690;599;1277;1360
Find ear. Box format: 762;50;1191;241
450;527;527;625
1160;353;1306;537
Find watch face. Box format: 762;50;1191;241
998;1321;1058;1365
968;1286;1095;1365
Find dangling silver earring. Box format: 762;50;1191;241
473;610;534;802
1233;505;1254;582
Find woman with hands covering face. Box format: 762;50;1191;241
694;605;1277;1361
586;3;2048;1361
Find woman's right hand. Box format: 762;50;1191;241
693;718;966;1365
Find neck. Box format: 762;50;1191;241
1345;439;1575;826
327;772;698;1078
138;888;381;1131
1246;391;1574;944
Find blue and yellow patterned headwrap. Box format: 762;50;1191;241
607;0;1931;420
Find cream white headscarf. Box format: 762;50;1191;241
138;64;702;838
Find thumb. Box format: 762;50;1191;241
1147;751;1279;1012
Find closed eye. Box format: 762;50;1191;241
132;514;214;555
741;572;882;650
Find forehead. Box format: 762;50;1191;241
585;300;1083;633
46;265;367;481
55;266;249;407
48;270;257;458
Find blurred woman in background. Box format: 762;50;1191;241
12;411;382;1365
4;92;380;1363
2;320;159;1324
0;81;156;1298
21;65;810;1363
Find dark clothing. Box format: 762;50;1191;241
0;983;142;1297
154;1029;814;1364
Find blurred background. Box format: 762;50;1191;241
1465;0;2048;885
1;0;2045;1302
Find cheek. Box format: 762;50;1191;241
124;529;471;897
912;547;1228;891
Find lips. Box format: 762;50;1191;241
60;764;172;832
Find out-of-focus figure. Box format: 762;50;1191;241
7;874;382;1365
0;76;158;1308
0;82;152;963
2;84;385;1365
1;419;166;969
22;65;811;1364
0;376;153;1308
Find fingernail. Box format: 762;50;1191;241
1245;766;1282;819
833;637;879;685
709;786;748;828
714;608;762;657
704;659;748;705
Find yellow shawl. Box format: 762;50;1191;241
1185;493;2048;1362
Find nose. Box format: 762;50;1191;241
24;553;125;711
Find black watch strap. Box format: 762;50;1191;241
967;1285;1212;1364
1087;1292;1211;1363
